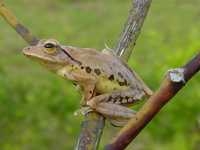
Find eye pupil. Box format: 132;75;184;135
43;40;60;55
44;43;55;48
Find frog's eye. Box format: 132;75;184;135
44;40;59;55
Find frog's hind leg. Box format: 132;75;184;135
87;89;144;126
89;102;137;127
88;101;137;119
106;118;130;127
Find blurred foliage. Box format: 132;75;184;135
0;0;200;149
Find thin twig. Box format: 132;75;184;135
114;0;152;62
103;53;200;150
0;0;39;45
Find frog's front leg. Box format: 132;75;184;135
76;83;97;106
87;89;145;126
63;70;96;106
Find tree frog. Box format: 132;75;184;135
23;39;153;126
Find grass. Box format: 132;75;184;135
0;0;200;149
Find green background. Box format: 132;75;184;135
0;0;200;149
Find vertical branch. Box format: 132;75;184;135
114;0;152;62
0;0;39;45
75;112;105;150
76;0;152;149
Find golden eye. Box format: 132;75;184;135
44;40;59;55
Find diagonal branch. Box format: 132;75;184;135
0;0;39;45
103;53;200;150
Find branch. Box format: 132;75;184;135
0;0;39;45
76;0;151;150
103;53;200;150
75;112;105;150
114;0;152;62
0;0;154;149
76;0;152;149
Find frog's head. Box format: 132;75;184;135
23;39;70;73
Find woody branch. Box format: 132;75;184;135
75;0;152;149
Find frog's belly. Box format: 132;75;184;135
95;79;130;94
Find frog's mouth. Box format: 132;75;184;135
22;47;64;64
23;51;56;63
23;48;67;73
23;46;82;67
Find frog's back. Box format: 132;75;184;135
66;46;142;94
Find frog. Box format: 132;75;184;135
22;39;153;127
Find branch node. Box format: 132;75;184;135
166;68;186;85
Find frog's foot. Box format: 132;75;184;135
74;107;94;116
106;118;130;127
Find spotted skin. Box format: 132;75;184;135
22;39;153;126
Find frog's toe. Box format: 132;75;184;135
74;107;94;116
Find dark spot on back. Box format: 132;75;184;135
108;95;112;100
86;66;92;74
118;78;128;86
81;66;84;69
94;69;101;75
125;96;129;100
108;75;114;81
118;72;124;78
109;67;113;70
